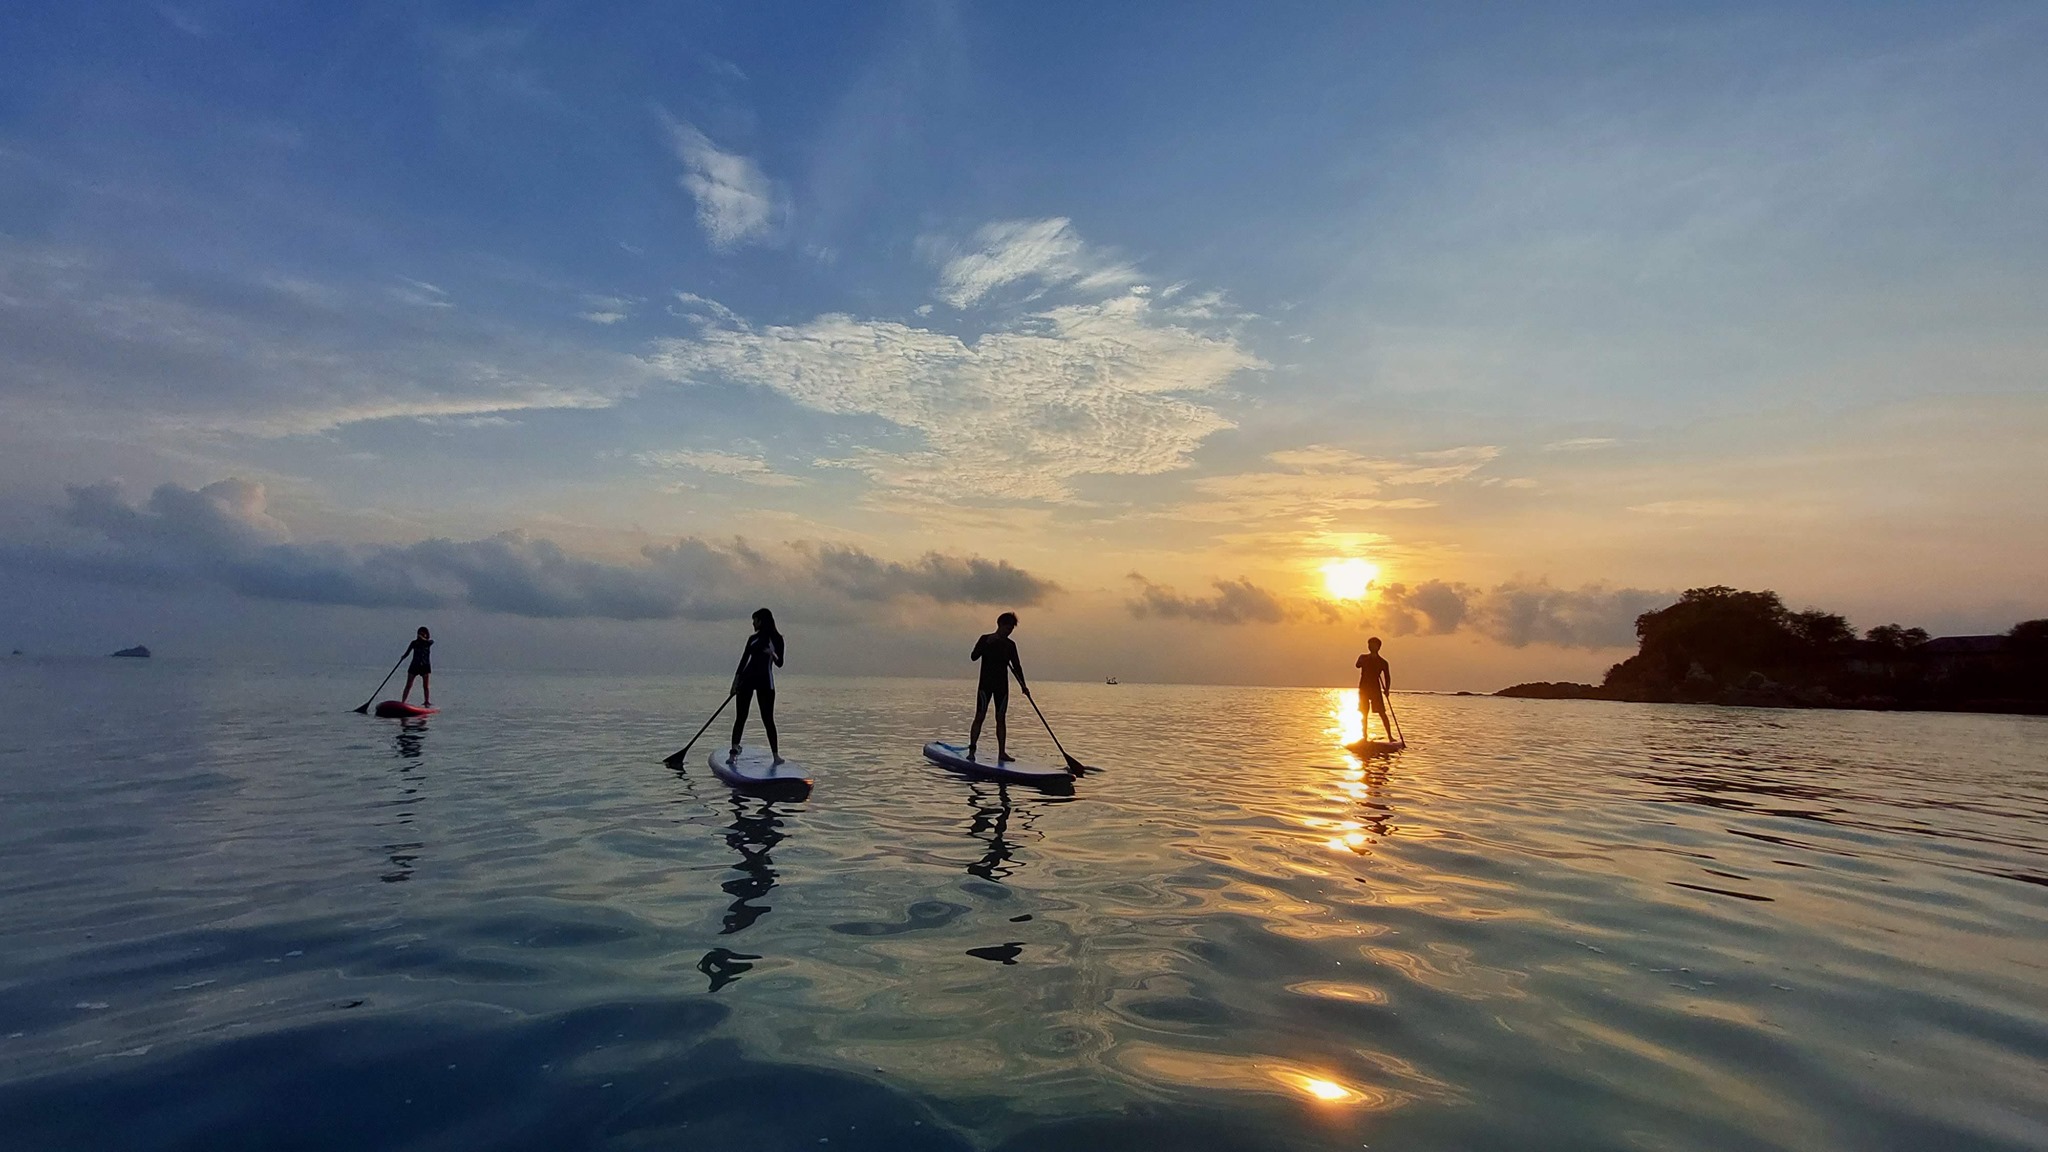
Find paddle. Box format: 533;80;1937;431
663;692;735;768
1386;693;1407;746
351;651;410;714
1024;691;1095;775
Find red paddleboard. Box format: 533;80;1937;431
374;700;437;718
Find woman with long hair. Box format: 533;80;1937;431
400;626;432;706
729;608;786;764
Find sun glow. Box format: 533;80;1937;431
1278;1072;1362;1103
1320;558;1379;600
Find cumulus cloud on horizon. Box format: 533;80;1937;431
16;479;1057;622
1126;574;1287;625
1125;570;1668;649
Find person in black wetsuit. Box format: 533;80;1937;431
401;626;432;706
969;611;1030;762
1355;636;1392;742
729;608;786;764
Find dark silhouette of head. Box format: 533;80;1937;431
417;626;430;640
752;608;779;636
996;611;1018;635
1367;637;1382;653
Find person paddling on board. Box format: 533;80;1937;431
969;612;1030;763
729;608;786;765
400;626;432;707
1355;637;1392;743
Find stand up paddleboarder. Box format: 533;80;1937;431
401;627;433;707
1355;636;1392;742
729;608;786;765
969;612;1030;762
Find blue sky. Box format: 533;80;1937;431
2;1;2043;685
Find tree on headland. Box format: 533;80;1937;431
1500;588;2046;712
1865;623;1931;649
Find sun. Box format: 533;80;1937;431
1320;558;1379;600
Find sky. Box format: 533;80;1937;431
1;1;2044;688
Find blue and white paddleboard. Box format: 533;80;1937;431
709;747;813;794
922;742;1073;788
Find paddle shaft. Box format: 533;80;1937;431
665;692;734;765
1024;691;1088;773
1387;693;1406;745
352;651;410;713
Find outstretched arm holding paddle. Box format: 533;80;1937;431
351;649;411;714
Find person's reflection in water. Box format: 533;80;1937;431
966;783;1041;882
381;718;428;883
718;794;785;934
695;793;791;992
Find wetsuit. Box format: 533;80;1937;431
972;632;1022;711
405;637;432;676
730;631;784;752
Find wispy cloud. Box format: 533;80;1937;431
578;294;636;325
930;218;1140;308
1160;444;1500;543
664;116;780;250
646;290;1261;502
17;479;1051;621
1543;436;1616;452
0;242;644;437
390;278;454;309
635;449;803;487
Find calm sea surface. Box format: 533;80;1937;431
1;659;2044;1151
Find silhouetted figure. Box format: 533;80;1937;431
969;611;1030;762
1355;636;1392;742
729;608;786;763
401;627;432;706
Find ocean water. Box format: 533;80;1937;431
1;659;2044;1152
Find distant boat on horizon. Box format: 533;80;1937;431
111;645;151;658
1105;676;1119;685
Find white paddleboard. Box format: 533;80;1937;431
922;742;1073;789
709;747;813;793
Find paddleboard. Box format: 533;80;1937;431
1346;738;1405;755
922;742;1073;789
708;747;813;796
374;700;437;718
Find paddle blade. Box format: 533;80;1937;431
351;703;370;714
662;749;689;768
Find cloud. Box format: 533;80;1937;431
1121;567;1666;647
930;218;1140;308
1367;578;1669;648
1127;574;1286;625
578;294;636;325
15;479;1054;621
1626;499;1747;517
390;278;454;309
808;545;1057;606
634;449;803;487
1164;444;1500;536
664;117;780;249
1543;437;1616;452
0;242;647;437
645;290;1260;501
